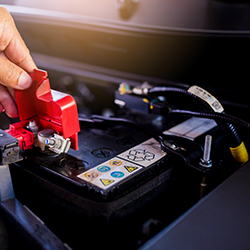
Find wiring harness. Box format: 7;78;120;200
116;83;249;166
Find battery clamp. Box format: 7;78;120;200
5;69;80;159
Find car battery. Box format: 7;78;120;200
5;70;247;250
8;105;227;250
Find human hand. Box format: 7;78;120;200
0;6;36;118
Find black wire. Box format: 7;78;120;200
149;86;209;108
149;86;188;95
149;86;243;147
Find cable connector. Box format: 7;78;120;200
147;98;170;115
118;82;152;96
0;129;22;165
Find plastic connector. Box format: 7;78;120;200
115;89;170;115
5;123;34;151
118;82;152;96
0;129;21;165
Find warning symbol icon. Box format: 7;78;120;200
124;166;138;173
100;179;115;186
109;159;122;166
84;171;98;179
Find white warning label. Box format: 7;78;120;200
77;137;166;189
77;158;142;189
188;86;224;113
118;138;166;167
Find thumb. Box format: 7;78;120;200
0;55;33;90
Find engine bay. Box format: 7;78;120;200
1;1;250;250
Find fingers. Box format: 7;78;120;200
0;102;3;113
0;7;37;73
7;86;16;102
0;7;35;90
0;55;33;90
0;7;37;118
0;84;18;118
3;28;37;74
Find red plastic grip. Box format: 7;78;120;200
6;69;80;151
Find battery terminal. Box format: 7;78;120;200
38;129;71;154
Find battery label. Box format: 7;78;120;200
77;138;166;189
77;158;143;188
118;138;166;167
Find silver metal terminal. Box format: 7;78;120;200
27;120;40;147
132;82;152;96
37;129;71;154
45;138;56;146
47;134;70;154
27;120;39;134
45;135;62;150
200;135;212;168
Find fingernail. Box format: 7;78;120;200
18;72;33;89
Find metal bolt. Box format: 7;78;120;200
200;135;212;168
27;120;39;134
45;138;55;146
